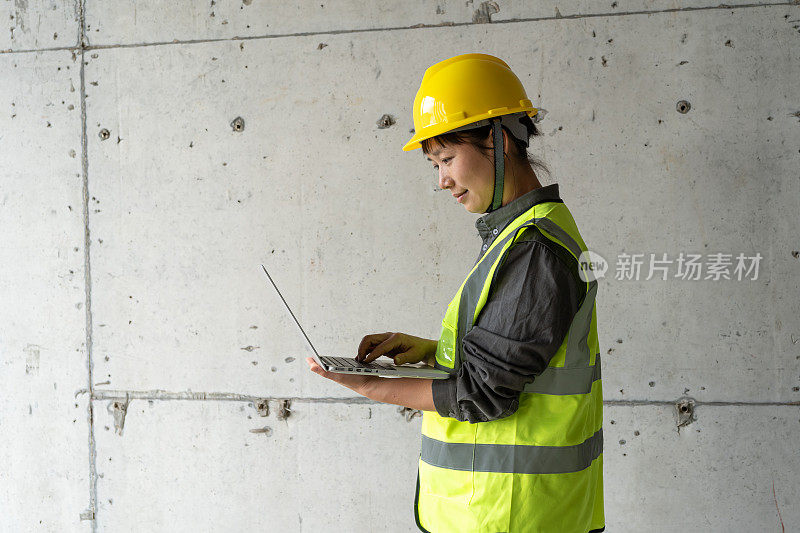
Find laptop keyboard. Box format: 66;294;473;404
319;356;397;372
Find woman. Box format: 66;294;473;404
307;53;605;533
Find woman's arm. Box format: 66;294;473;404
306;358;436;411
433;237;583;422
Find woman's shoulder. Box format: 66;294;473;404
505;225;582;283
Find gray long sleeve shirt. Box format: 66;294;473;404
431;183;586;423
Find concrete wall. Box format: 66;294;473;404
1;1;798;531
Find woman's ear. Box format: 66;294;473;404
491;127;511;155
483;129;494;149
484;127;510;154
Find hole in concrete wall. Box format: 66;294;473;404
231;116;245;132
254;399;269;417
674;397;696;431
676;100;691;114
376;114;395;129
398;406;422;422
276;399;292;421
472;1;499;23
107;398;130;436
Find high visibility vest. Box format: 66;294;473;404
415;199;605;533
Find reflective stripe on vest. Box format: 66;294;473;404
524;352;602;395
421;427;603;475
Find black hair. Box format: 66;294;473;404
421;114;551;179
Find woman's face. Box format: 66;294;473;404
426;137;494;213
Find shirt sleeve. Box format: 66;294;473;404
431;234;585;423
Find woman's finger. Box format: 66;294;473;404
356;333;379;359
393;349;421;366
357;332;392;360
306;357;330;377
363;333;406;363
307;357;347;383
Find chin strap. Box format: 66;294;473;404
487;118;505;213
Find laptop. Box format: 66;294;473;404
261;265;450;379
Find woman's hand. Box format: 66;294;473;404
305;357;436;411
356;332;438;366
306;357;379;397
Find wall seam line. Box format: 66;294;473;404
81;390;800;407
0;2;794;56
78;0;98;528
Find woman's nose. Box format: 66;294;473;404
438;168;452;190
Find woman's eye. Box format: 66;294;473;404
432;157;451;170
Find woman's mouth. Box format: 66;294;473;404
455;190;468;203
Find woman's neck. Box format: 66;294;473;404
502;162;542;206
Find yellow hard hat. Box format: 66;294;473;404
402;53;538;152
